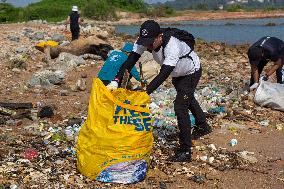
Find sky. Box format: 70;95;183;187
4;0;171;7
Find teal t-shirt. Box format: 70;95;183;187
98;50;141;82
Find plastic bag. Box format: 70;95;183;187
96;160;147;184
254;80;284;111
76;79;153;183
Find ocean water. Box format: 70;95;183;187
115;17;284;45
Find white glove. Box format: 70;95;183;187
249;83;259;91
106;81;118;90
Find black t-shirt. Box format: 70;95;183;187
249;36;284;62
69;11;80;28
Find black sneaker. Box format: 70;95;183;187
192;126;212;140
168;149;192;162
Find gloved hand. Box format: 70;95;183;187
260;74;268;81
249;82;259;91
106;80;118;90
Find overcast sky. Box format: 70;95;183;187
4;0;172;7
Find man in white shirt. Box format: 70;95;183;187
108;20;212;162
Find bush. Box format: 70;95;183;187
82;0;116;20
144;5;175;17
195;3;208;10
0;3;20;22
0;0;150;22
225;4;243;12
112;0;147;12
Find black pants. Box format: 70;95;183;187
172;68;208;150
250;59;284;85
71;27;80;41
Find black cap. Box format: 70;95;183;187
137;20;160;47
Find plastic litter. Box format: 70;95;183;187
96;160;147;184
230;139;238;146
190;174;205;184
208;106;226;114
23;148;38;160
259;120;269;127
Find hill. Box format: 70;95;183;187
159;0;284;10
0;0;147;22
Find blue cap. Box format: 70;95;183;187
121;42;134;53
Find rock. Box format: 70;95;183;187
51;33;65;42
76;78;87;91
22;28;34;37
97;30;109;40
54;53;86;72
59;90;69;96
16;47;28;54
190;175;205;184
60;41;70;46
159;181;167;189
31;32;45;40
81;73;88;78
7;35;20;42
81;54;102;60
27;70;66;87
11;68;21;74
9;55;27;69
237;151;258;164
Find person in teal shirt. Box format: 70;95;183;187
98;42;141;86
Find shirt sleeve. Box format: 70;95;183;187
130;66;141;82
133;43;146;55
270;52;279;62
163;38;180;67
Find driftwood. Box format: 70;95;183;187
0;102;33;109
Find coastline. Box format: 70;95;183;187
109;10;284;25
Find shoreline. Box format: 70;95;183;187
109;10;284;25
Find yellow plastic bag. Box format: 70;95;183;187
35;40;59;48
35;40;59;52
76;78;153;181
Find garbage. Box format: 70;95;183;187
76;79;153;182
208;144;217;151
190;174;205;184
1;21;282;188
96;160;147;184
38;106;54;118
259;120;269;127
200;156;208;162
275;124;283;131
254;80;284;112
208;106;226;114
230;139;238;146
23;148;38;160
208;157;215;163
190;113;196;125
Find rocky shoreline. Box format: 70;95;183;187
0;21;284;188
110;10;284;25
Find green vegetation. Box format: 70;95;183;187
146;5;175;17
225;4;243;12
0;0;164;23
195;3;209;11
